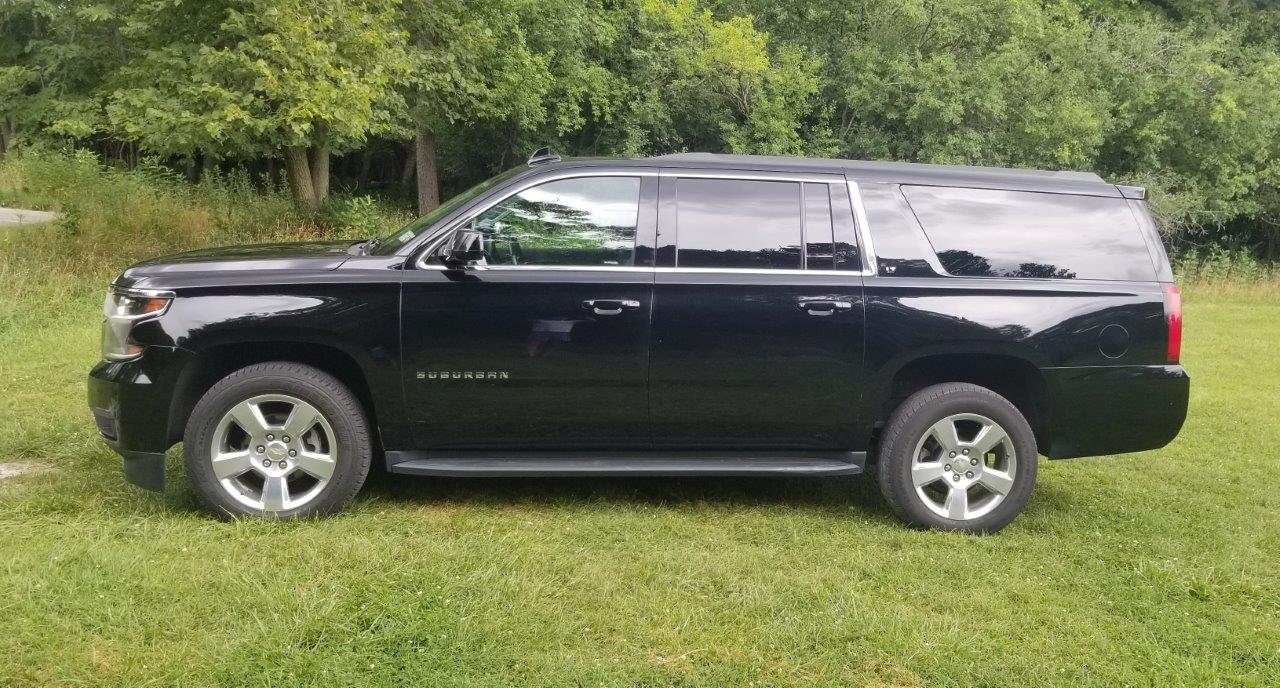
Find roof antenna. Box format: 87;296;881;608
527;147;561;166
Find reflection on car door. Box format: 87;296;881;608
649;171;867;449
401;172;658;450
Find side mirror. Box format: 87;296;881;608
440;229;485;267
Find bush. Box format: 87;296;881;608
0;150;410;336
1173;244;1278;285
324;193;414;236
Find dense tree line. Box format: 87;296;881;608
1;0;1277;257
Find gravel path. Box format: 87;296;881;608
0;206;59;226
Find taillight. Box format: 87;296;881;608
1164;284;1182;364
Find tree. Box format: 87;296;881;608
105;0;410;211
398;0;551;214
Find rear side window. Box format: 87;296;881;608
902;186;1156;281
675;178;802;270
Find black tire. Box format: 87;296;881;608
875;383;1037;533
183;362;372;520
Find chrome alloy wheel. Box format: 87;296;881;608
209;394;337;512
910;413;1017;521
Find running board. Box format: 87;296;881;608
385;451;865;477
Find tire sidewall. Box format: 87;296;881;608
183;364;371;519
879;386;1038;533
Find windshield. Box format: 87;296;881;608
369;166;528;255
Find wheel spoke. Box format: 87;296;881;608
943;485;969;520
261;475;289;511
980;468;1015;495
927;418;960;452
293;450;335;480
282;401;321;439
912;461;946;486
228;400;271;435
970;423;1009;457
211;450;255;480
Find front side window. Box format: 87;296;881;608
675;178;802;269
471;176;641;266
371;165;528;255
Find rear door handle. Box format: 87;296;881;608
800;300;853;316
583;299;641;316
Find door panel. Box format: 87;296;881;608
402;269;653;449
400;171;657;450
650;271;864;448
649;171;866;449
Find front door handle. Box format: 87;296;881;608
799;300;853;317
583;299;641;316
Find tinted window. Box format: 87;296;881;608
803;183;835;270
473;176;640;266
830;183;863;272
860;183;943;277
676;178;802;270
903;186;1156;281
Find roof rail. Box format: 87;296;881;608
527;147;561;166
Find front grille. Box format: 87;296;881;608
92;410;118;441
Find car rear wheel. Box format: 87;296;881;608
876;383;1037;533
183;362;372;519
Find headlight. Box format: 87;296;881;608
101;286;173;361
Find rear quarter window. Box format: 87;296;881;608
902;186;1157;281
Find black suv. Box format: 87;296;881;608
88;152;1189;532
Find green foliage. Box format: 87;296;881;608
1174;244;1279;284
0;149;361;327
1;0;1279;255
324;193;410;235
102;0;410;158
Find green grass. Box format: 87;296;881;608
1;153;1278;685
1;281;1277;688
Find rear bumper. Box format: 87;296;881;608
1041;364;1189;459
87;347;187;491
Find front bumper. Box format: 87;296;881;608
1041;364;1190;459
87;347;188;491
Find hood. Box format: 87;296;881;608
115;240;357;288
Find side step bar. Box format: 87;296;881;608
385;451;866;477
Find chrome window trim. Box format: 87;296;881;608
413;169;654;269
660;169;842;184
846;181;878;276
414;167;878;277
416;264;867;277
655;267;865;277
417;264;653;273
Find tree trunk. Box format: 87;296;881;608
357;149;372;189
310;144;330;206
285;145;318;212
415;126;440;215
0;119;9;163
201;153;215;182
399;147;416;187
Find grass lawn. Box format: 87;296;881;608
1;284;1277;687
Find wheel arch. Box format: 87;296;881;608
167;341;382;450
879;353;1051;453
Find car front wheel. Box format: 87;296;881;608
183;362;372;519
876;383;1037;533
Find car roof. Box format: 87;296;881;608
538;152;1120;197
